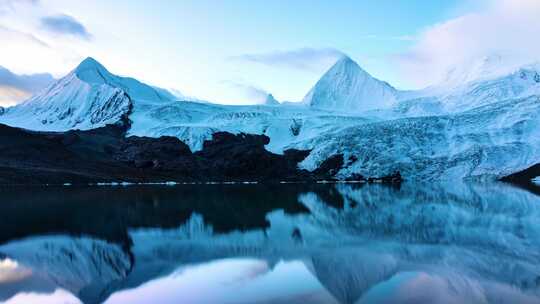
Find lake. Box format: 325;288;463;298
0;182;539;304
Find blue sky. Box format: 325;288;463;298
1;0;539;105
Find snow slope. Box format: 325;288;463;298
395;60;540;116
1;56;540;180
0;57;173;131
438;55;515;89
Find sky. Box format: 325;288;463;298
0;0;539;106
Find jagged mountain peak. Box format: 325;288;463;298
303;55;397;112
70;57;175;102
73;57;113;85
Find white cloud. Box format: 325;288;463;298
233;48;344;72
357;34;415;42
395;0;540;88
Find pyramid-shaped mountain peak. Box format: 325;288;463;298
329;55;368;74
302;55;397;112
73;57;112;84
75;57;107;71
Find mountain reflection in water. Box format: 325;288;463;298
0;182;539;304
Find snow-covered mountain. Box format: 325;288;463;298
302;56;399;112
0;57;175;131
1;56;539;180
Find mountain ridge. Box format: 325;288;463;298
1;56;540;181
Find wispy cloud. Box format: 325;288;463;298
0;65;54;106
41;14;91;40
394;0;540;88
223;80;270;105
0;25;49;47
0;0;38;15
0;1;90;75
232;47;344;71
358;34;415;42
0;22;86;77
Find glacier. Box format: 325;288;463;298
0;55;539;180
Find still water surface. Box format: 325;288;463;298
0;182;539;304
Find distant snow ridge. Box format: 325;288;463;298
439;55;512;89
439;63;540;112
167;87;206;103
264;93;279;106
302;56;398;112
396;61;540;116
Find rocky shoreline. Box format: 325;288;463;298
0;122;402;185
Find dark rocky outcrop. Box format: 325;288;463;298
0;123;402;185
501;163;540;183
500;163;540;195
313;154;345;178
368;171;402;183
